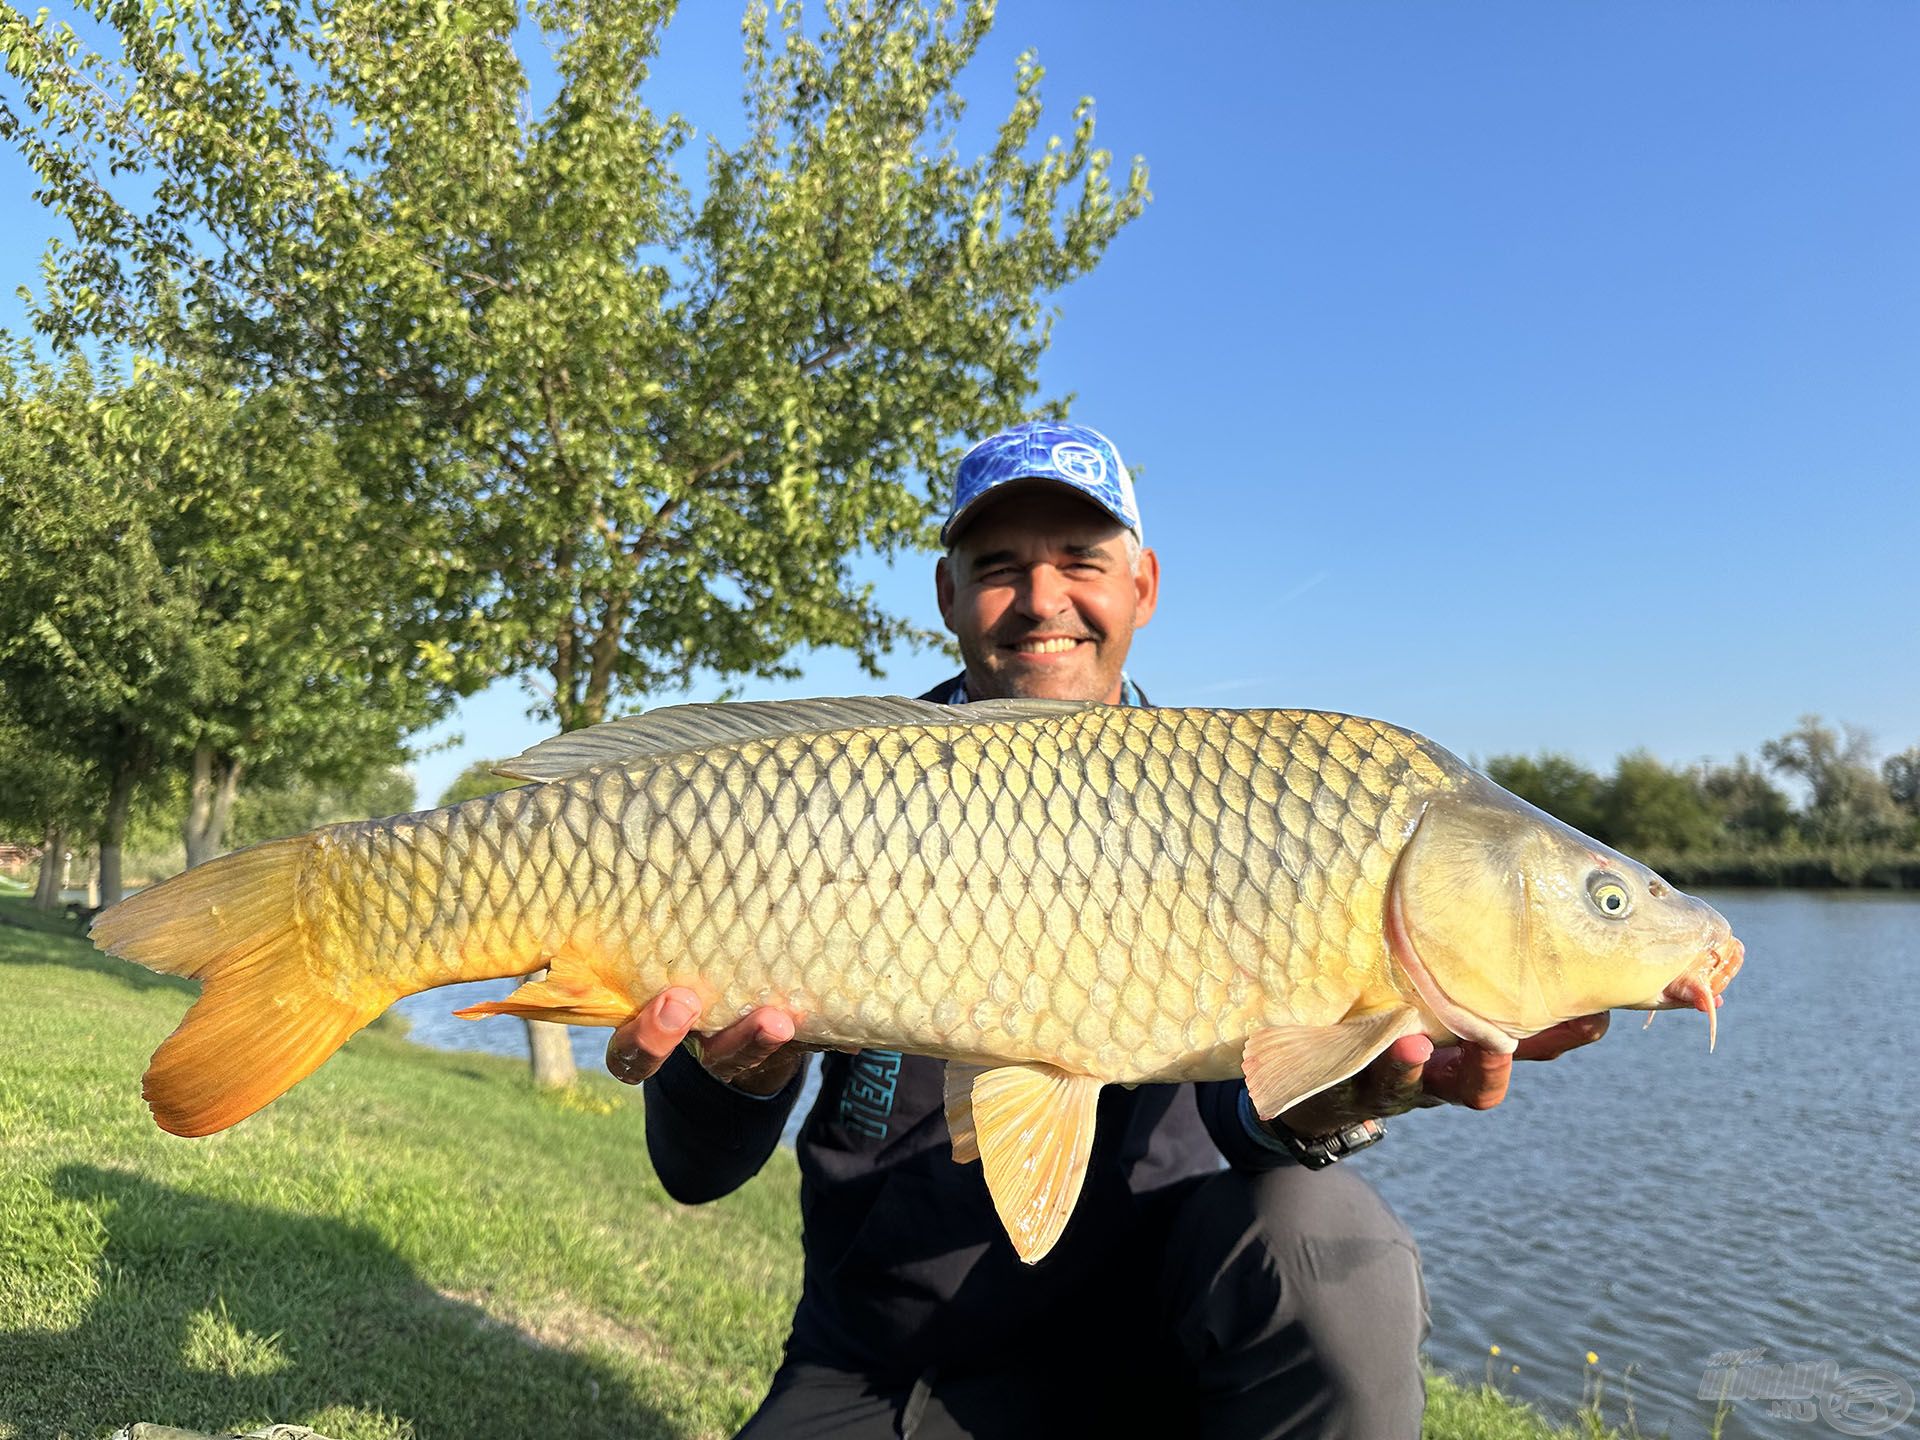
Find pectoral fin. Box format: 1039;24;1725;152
943;1062;988;1163
1243;1006;1424;1121
965;1063;1103;1265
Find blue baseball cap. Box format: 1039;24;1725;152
941;421;1141;546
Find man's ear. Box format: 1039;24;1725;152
935;553;957;631
1133;546;1161;628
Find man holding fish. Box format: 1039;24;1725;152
607;422;1615;1439
97;419;1738;1433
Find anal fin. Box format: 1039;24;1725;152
1243;1006;1423;1120
943;1062;988;1163
453;945;635;1027
967;1063;1103;1265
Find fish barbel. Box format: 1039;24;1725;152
92;696;1744;1261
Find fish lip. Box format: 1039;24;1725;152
1650;933;1745;1011
1384;829;1519;1055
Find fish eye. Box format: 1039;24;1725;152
1587;875;1632;919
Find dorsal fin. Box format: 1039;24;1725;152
493;695;1099;783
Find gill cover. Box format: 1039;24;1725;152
1387;780;1727;1047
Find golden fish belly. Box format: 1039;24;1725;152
322;708;1450;1084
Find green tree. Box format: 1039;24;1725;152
158;377;458;867
0;350;217;905
3;0;1147;1083
1699;756;1795;845
230;767;418;848
2;0;1146;728
1761;716;1902;845
0;710;92;907
437;760;529;808
0;347;456;899
1484;753;1610;841
1883;746;1920;822
1600;751;1718;854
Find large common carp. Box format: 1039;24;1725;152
92;697;1743;1262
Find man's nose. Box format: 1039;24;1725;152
1017;565;1072;620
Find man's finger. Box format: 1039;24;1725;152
1372;1033;1446;1112
606;987;703;1085
1419;1043;1512;1110
703;1010;798;1082
1512;1012;1610;1062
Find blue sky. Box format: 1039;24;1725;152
5;3;1915;808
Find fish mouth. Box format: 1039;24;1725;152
1640;934;1744;1052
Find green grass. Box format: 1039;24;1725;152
0;897;797;1439
0;892;87;938
0;894;1644;1440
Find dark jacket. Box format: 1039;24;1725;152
642;675;1298;1380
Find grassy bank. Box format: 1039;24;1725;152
0;897;1638;1439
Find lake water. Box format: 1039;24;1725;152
397;891;1919;1438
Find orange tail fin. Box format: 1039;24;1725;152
90;837;390;1136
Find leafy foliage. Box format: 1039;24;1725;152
230;768;419;848
1;0;1150;732
0;345;458;894
436;760;529;808
1760;717;1905;845
1488;716;1917;867
0;348;218;897
1886;747;1920;820
1599;751;1720;854
1484;753;1608;840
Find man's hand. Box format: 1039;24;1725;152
1271;1013;1612;1139
606;987;808;1097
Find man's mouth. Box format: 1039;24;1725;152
1006;636;1088;656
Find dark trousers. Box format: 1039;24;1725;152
737;1164;1430;1440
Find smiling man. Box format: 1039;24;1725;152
608;421;1607;1439
931;422;1158;707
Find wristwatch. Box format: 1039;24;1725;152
1239;1088;1387;1169
1259;1113;1382;1175
1273;1117;1387;1169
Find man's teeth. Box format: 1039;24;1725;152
1015;638;1080;654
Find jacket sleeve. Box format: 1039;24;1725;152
642;1046;809;1203
1194;1078;1303;1173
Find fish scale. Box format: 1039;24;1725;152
286;707;1442;1077
517;709;1424;1080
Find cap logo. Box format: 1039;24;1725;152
1049;441;1107;487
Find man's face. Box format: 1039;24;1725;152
935;484;1159;704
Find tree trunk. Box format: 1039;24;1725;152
98;761;137;907
183;742;245;867
527;1009;577;1088
32;824;64;910
517;649;606;1089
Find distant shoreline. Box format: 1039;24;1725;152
1635;848;1920;890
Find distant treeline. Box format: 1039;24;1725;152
1487;716;1920;889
